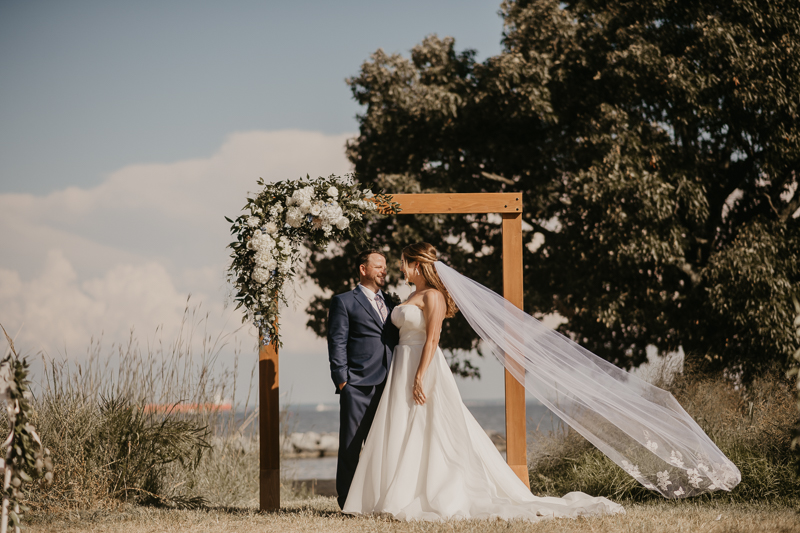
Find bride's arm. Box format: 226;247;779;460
413;290;446;405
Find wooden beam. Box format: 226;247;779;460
259;329;280;511
391;193;522;214
502;212;529;488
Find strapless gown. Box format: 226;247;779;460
342;304;624;521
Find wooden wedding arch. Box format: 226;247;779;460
259;192;528;511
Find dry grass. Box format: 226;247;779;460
23;497;800;533
6;303;256;512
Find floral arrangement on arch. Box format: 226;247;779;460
226;174;398;347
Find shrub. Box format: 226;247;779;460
528;369;800;502
6;305;251;512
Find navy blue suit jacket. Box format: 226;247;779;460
327;287;399;391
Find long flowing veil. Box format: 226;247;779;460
434;261;740;498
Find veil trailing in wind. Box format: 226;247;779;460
434;261;740;498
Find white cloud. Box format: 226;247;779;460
0;130;348;402
0;250;189;354
0;130;353;280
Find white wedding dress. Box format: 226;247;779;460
342;304;624;521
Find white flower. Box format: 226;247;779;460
335;216;350;230
279;236;291;251
279;258;292;275
621;460;641;479
252;233;275;252
247;216;261;228
320;203;343;224
285;206;303;228
669;450;685;468
687;468;703;488
254;249;278;270
270;203;284;216
252;268;271;284
310;202;323;216
327;186;339;197
322;223;332;236
254;249;274;269
362;189;374;199
291;186;314;207
298;200;312;215
656;471;672;491
355;199;376;211
719;465;739;489
645;441;659;452
673;486;685;497
264;222;278;235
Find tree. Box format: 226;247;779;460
306;0;800;377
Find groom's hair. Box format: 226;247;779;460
356;248;386;272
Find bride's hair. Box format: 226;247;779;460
402;242;457;318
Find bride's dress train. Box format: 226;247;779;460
343;304;624;521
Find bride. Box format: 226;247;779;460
343;243;739;521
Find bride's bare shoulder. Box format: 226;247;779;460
421;288;445;306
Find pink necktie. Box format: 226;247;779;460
375;294;388;322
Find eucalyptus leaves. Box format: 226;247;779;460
0;326;53;533
226;174;398;347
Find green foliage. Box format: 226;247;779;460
0;326;54;531
226;174;398;347
86;396;210;507
307;0;800;376
529;371;800;502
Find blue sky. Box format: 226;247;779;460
0;1;524;405
1;0;503;194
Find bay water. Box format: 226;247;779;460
282;400;564;479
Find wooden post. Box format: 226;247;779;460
259;327;280;511
502;212;529;487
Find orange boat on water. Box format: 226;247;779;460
144;402;232;414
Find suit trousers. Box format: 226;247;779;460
336;381;385;509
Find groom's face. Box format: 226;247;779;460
360;253;387;288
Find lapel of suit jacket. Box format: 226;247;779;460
353;287;384;329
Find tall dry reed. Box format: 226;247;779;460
3;301;261;512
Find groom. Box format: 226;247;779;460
327;249;399;509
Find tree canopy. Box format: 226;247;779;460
306;0;800;377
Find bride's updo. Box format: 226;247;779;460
402;242;458;319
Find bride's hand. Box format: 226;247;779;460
413;376;426;405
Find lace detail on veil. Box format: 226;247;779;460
434;261;740;498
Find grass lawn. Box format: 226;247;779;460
26;497;800;533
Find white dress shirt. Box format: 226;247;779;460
357;283;386;321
